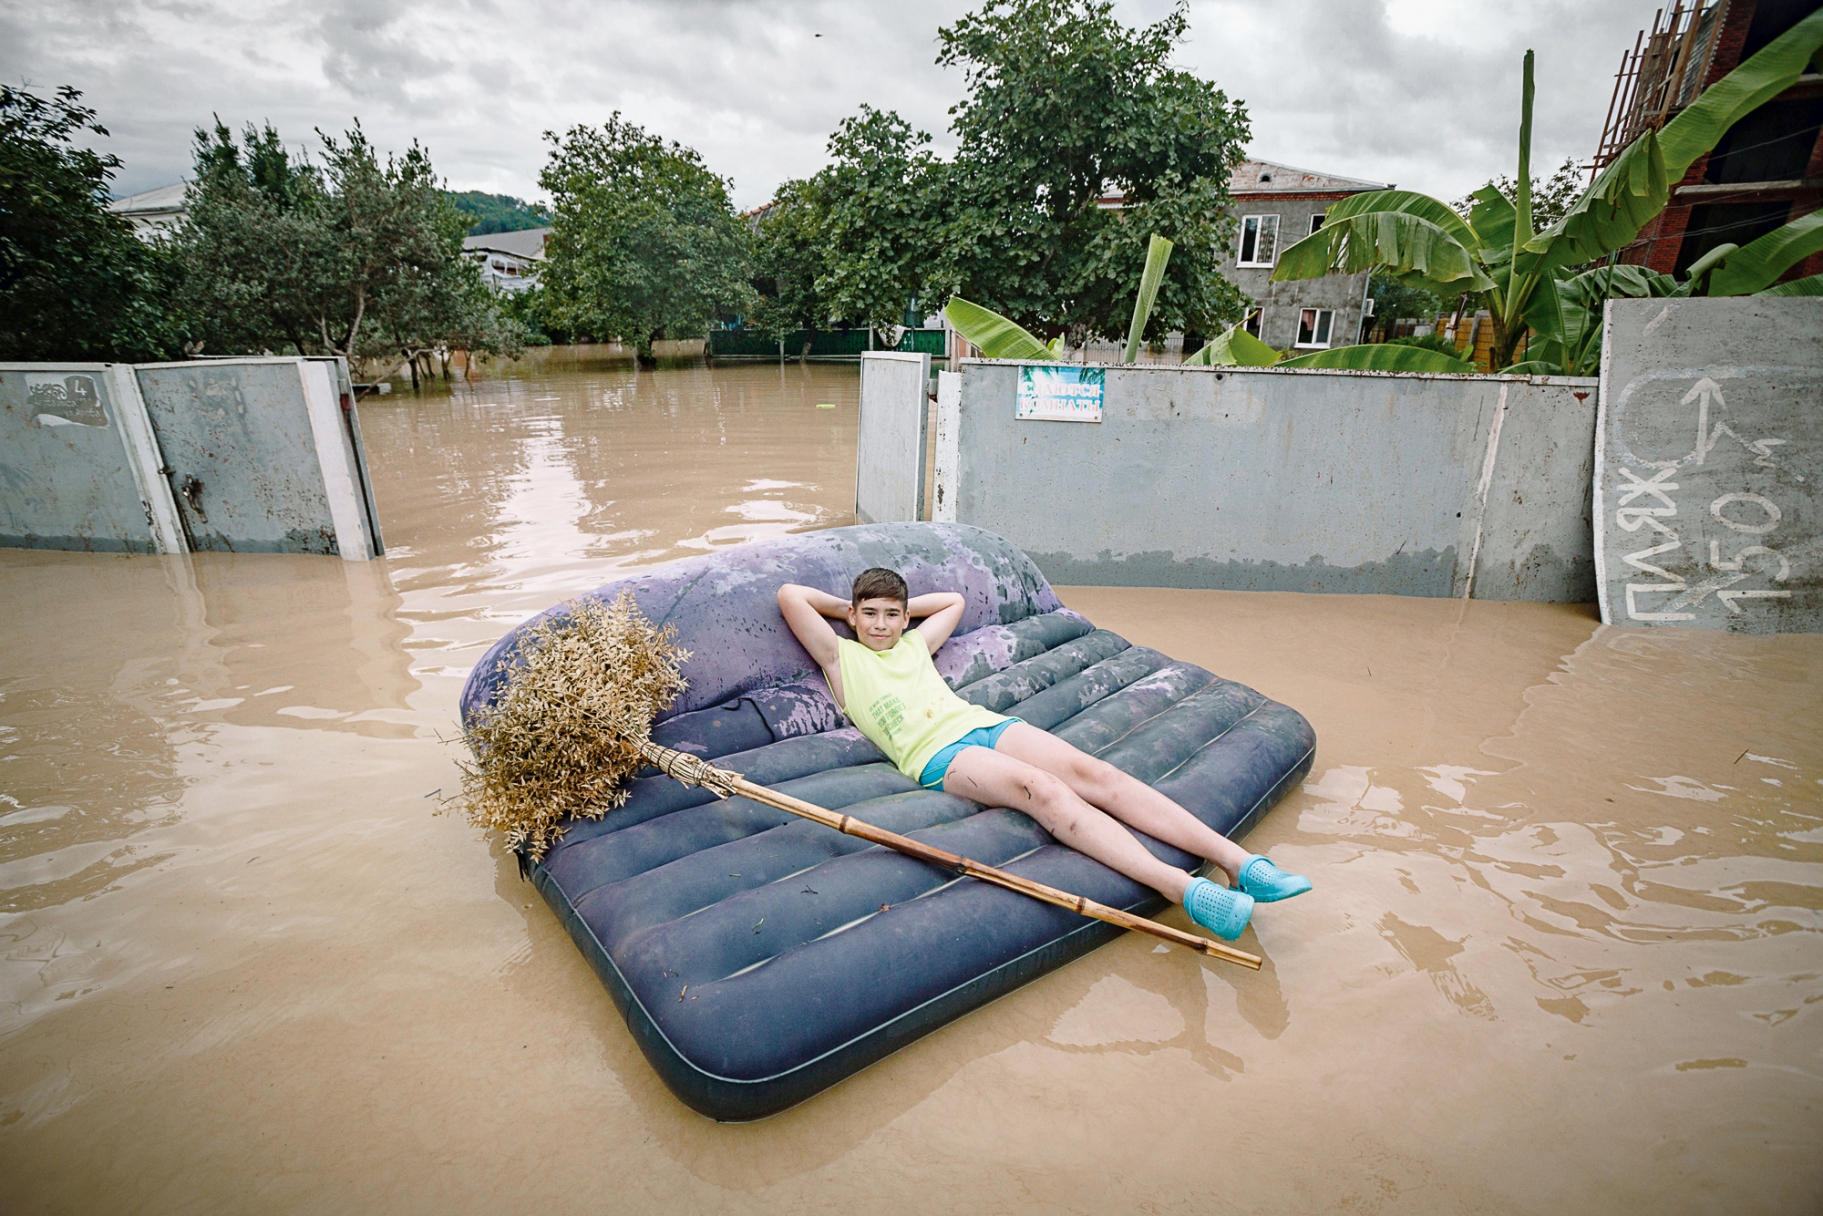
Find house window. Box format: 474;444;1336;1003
1309;213;1326;236
1237;215;1279;267
1296;308;1334;348
1243;308;1263;338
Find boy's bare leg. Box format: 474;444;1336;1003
942;746;1195;903
991;723;1252;882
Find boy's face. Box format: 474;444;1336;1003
848;597;908;651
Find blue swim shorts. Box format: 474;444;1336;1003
918;718;1022;789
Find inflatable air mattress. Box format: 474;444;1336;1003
460;523;1315;1120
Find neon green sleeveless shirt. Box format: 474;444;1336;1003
833;631;1007;780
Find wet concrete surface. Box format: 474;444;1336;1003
1;347;1818;1214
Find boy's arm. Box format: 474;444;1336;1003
777;583;846;672
910;591;966;652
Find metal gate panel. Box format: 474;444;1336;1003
0;363;174;553
134;358;373;558
855;351;930;524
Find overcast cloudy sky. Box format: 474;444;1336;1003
4;0;1655;209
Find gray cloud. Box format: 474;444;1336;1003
2;0;1656;208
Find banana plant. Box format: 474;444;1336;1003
1759;272;1823;296
1688;209;1823;296
1270;11;1823;374
945;231;1175;362
1278;343;1473;374
1507;263;1680;376
941;295;1063;359
1517;206;1823;374
1181;316;1280;366
1121;234;1174;362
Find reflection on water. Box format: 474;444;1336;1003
370;347;859;630
1;350;1819;1214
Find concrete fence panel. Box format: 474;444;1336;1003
855;351;931;525
937;360;1598;601
1595;296;1822;633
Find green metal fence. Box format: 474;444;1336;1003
708;328;946;359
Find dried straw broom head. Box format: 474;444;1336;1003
458;591;689;861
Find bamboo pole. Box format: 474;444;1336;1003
639;740;1262;970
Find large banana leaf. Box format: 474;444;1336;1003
1524;132;1669;273
1122;234;1174;364
1183;321;1280;367
1322;188;1479;245
1467;184;1515;262
1274;206;1492;293
1465;183;1535;316
1758;272;1823;297
1658;9;1823;176
943;296;1059;360
1527;10;1823;270
1523;263;1683;375
1707;211;1823;296
1277;344;1475;374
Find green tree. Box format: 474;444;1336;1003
0;84;177;361
538;115;753;362
321;127;523;377
811;106;944;335
927;0;1250;346
1364;272;1444;341
749;176;834;359
172;119;336;356
173;120;520;371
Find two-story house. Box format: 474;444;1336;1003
1223;159;1388;352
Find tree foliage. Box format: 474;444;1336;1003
928;0;1250;345
748;177;834;356
0;84;177;361
1454;157;1584;231
171;119;520;365
744;1;1251;350
810;107;946;334
1365;271;1445;340
538;115;753;358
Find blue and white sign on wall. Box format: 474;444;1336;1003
1016;365;1104;423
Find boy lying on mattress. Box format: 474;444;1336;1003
777;568;1310;941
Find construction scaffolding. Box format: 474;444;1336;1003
1593;0;1729;172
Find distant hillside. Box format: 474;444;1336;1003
445;190;552;236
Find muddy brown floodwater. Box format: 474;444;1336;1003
2;346;1819;1214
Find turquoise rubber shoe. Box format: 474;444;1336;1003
1182;876;1254;940
1237;855;1312;902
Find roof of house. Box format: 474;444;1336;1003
109;182;189;214
462;226;553;260
1229;160;1389;195
1097;158;1390;209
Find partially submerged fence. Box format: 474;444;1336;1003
1;356;382;560
854;353;1602;602
1593;296;1820;633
